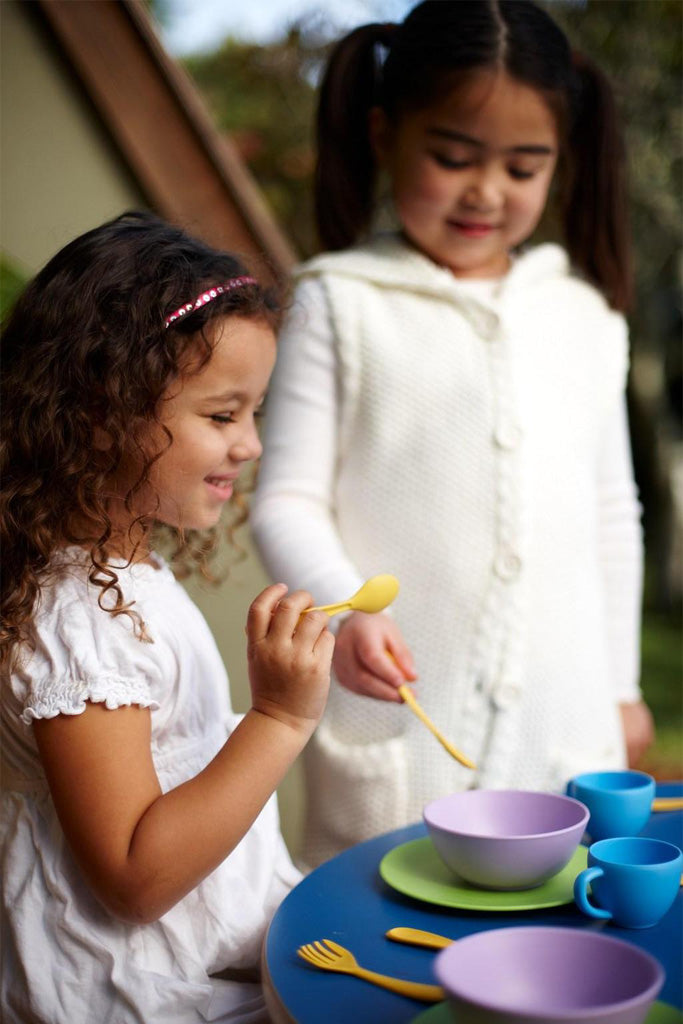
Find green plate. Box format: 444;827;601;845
379;839;588;911
411;1001;683;1023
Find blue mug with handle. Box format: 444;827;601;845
566;770;655;841
574;836;683;929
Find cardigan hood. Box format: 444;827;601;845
295;233;573;309
293;234;624;353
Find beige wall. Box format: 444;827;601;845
0;0;304;857
0;1;146;273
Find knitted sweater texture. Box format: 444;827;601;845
251;235;644;868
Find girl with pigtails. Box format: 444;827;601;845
251;0;654;869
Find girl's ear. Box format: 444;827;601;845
368;106;392;166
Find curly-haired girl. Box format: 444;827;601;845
0;211;334;1023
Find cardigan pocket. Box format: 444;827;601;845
301;721;410;868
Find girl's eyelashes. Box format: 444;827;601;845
210;407;265;425
431;152;471;170
430;151;541;180
507;167;536;180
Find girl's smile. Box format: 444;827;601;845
204;475;239;501
448;220;498;238
371;69;559;278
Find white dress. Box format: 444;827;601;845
1;549;300;1023
251;235;644;868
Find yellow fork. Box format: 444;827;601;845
296;939;444;1002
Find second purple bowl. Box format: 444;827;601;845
433;926;664;1024
423;789;589;890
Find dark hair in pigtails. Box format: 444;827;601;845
315;1;632;310
563;53;632;312
315;23;396;251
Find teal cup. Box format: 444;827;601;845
566;770;655;841
574;836;683;928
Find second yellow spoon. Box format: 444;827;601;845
386;926;452;950
386;652;476;771
301;573;400;618
652;796;683;812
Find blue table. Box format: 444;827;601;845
264;782;683;1023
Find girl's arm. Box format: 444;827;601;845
251;277;410;696
596;393;654;765
33;585;333;924
251;278;365;605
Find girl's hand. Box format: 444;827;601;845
246;584;334;735
333;612;417;701
619;699;655;768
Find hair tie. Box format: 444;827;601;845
374;22;396;62
164;276;258;328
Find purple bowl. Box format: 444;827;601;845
423;790;589;890
433;926;664;1024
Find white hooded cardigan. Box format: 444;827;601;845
251;235;644;868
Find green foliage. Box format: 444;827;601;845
640;608;683;778
543;0;682;346
184;22;327;255
0;255;28;321
545;1;682;621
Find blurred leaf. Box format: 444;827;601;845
0;255;27;321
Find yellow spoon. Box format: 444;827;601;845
399;685;476;770
387;652;476;771
301;573;400;619
652;797;683;812
386;926;453;950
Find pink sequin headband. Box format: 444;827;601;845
164;276;258;328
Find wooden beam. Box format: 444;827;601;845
36;0;298;281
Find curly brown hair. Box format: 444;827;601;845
0;210;281;668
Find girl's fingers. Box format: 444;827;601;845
346;666;403;702
312;626;335;657
359;646;406;689
386;644;418;682
267;590;315;641
295;609;330;646
246;583;288;642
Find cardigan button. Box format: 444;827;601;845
494;547;522;580
493;679;523;708
466;306;500;339
494;421;522;450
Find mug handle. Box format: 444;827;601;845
566;781;575;798
574;867;612;920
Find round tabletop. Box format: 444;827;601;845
264;781;683;1024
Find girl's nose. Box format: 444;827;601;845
461;166;502;210
230;418;263;463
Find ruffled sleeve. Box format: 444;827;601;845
17;579;162;725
